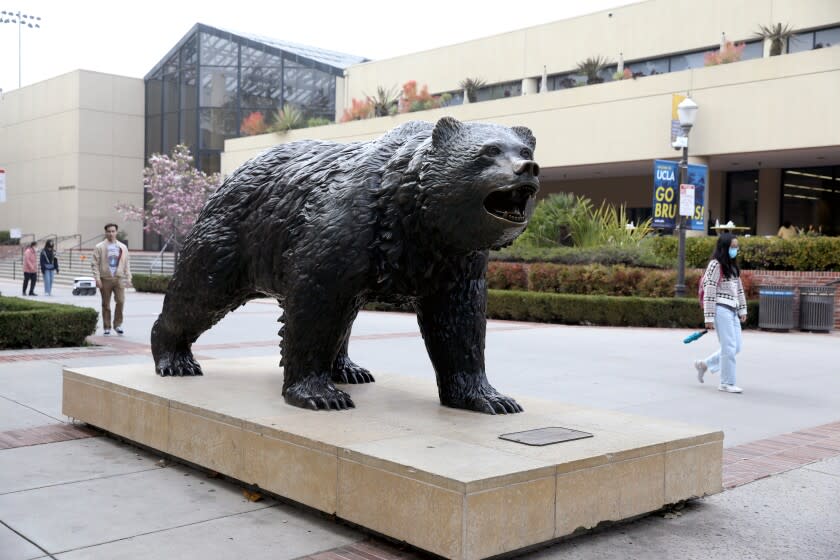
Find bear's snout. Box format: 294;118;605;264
514;159;540;177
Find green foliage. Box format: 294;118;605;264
306;117;332;128
488;290;699;327
487;290;759;329
0;231;21;245
493;244;674;268
132;273;171;293
753;22;796;56
458;77;486;102
649;236;840;271
487;262;704;297
0;297;98;349
574;55;611;84
269;104;305;133
366;86;399;117
514;193;652;250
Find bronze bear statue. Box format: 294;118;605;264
151;117;540;414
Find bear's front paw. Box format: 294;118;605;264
156;351;203;377
332;355;375;384
285;381;355;411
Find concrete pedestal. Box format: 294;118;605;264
63;357;722;560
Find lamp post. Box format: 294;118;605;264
0;10;42;88
674;96;698;297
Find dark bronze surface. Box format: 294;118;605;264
150;117;539;413
499;427;594;446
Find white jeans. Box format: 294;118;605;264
705;304;742;386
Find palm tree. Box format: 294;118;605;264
458;77;486;103
574;56;612;85
367;86;399;117
753;23;796;56
269;104;304;133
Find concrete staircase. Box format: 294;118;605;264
0;251;175;287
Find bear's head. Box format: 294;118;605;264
418;117;540;252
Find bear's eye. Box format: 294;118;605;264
520;148;533;160
481;145;502;158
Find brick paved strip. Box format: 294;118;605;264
723;420;840;489
0;423;99;450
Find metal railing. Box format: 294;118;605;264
150;234;175;274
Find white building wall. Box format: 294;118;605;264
0;70;145;248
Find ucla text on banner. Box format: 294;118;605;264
652;160;706;230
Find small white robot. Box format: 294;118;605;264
72;276;97;296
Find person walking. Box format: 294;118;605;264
22;242;38;296
694;233;748;393
92;223;132;335
40;240;59;296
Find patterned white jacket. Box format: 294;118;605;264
702;259;747;322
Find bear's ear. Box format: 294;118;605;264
512;126;536;151
432;117;463;149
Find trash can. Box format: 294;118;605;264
758;286;795;331
799;286;836;332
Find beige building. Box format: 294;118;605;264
223;0;840;236
0;70;145;248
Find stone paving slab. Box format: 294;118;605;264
52;505;361;560
0;437;155;493
0;465;276;555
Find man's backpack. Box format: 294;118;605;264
698;262;722;311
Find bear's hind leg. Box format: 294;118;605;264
331;318;374;385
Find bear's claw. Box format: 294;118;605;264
156;352;203;377
332;356;375;384
286;383;355;411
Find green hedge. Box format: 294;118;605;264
487;262;762;298
0;297;98;349
491;244;673;268
487;290;759;329
133;273;171;293
0;230;21;245
649;236;840;271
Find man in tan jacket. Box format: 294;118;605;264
92;223;132;335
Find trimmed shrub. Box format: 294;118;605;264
0;231;21;245
133;273;171;293
487;262;528;290
492;244;673;268
649;236;840;271
0;297;98;349
487;290;759;329
490;262;704;297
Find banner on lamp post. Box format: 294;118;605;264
0;168;6;203
652;160;707;230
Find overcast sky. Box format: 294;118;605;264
0;0;640;91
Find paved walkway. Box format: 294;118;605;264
1;279;839;559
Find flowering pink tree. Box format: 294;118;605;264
116;144;222;252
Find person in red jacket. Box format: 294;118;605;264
22;242;38;296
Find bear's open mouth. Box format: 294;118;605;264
483;182;538;223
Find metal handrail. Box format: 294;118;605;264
150;234;175;274
67;233;105;272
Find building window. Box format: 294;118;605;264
725;171;758;234
782;167;840;236
789;25;840;53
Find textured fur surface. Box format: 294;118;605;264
151;117;540;413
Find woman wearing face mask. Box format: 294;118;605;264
694;233;748;393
